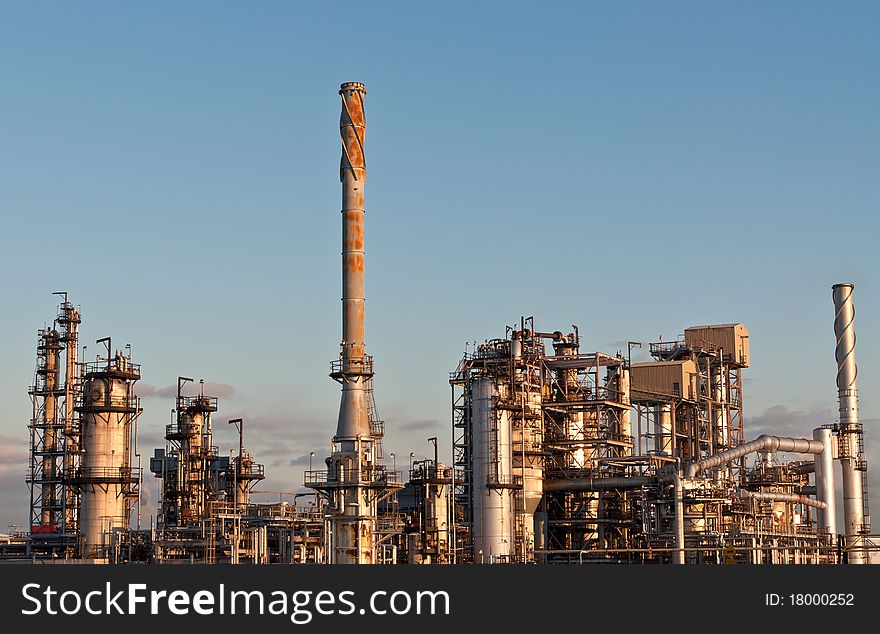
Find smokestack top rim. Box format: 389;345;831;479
340;81;366;94
832;283;854;290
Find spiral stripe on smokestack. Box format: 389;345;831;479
834;283;858;423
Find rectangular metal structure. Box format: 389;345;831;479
630;360;697;400
684;323;749;367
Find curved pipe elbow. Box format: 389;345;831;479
685;435;824;479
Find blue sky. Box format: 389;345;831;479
0;1;878;529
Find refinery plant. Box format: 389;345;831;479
1;82;876;565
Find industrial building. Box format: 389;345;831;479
2;82;876;564
449;316;867;564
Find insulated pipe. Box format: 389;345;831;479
832;283;868;563
685;435;824;479
813;427;837;536
736;490;827;511
542;476;652;492
792;462;816;475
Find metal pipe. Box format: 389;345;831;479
792;462;816;475
832;282;868;563
736;490;827;510
672;468;685;565
812;427;837;536
655;404;673;455
685;435;824;479
542;476;652;492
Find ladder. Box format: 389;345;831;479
855;429;871;532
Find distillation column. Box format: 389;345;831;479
470;377;515;562
57;301;81;537
76;352;140;560
28;297;81;555
832;283;869;564
616;366;633;457
326;82;378;564
38;330;62;526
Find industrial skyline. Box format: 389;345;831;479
1;2;878;543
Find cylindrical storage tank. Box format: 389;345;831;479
425;474;450;561
470;377;514;562
813;427;837;537
511;338;522;362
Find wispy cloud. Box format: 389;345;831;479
0;435;29;466
746;405;834;438
396;419;442;432
0;437;29;530
135;382;236;399
598;340;652;362
289;454;314;467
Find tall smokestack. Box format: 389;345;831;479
307;82;400;564
337;81;370;439
832;282;869;563
307;81;381;564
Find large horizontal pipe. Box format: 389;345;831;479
792;462;816;475
737;490;827;511
542;476;653;492
685;435;824;479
